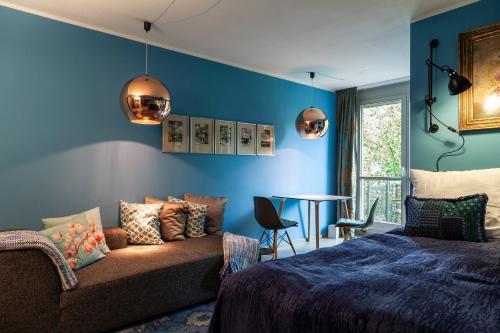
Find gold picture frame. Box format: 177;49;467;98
459;22;500;131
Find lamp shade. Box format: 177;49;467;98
120;75;171;125
448;71;472;96
295;107;329;139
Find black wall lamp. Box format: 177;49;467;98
425;39;472;171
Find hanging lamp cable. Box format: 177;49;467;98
424;102;466;171
309;72;315;107
157;0;223;24
145;43;148;75
141;0;177;76
143;21;152;76
141;0;224;75
435;133;465;172
151;0;177;23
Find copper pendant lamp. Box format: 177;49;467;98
296;72;329;138
120;21;171;125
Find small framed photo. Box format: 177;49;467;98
190;117;214;154
162;114;189;153
257;124;275;156
215;120;236;155
237;122;256;155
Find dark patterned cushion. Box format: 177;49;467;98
404;194;488;242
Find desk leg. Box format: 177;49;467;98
277;198;286;218
306;201;311;242
315;201;320;249
342;200;351;219
342;200;352;240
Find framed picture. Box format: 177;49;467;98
190;117;214;154
257;124;275;156
162;114;189;153
459;22;500;131
214;120;236;155
237;122;256;155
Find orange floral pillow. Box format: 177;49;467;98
42;207;110;254
40;213;105;270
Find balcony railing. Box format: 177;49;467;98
359;176;402;225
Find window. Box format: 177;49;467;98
356;91;409;227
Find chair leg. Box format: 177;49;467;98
273;230;278;260
342;227;353;241
285;231;297;255
258;230;266;243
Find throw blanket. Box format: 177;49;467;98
210;229;500;333
220;232;260;278
0;230;78;291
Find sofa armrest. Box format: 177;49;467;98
103;227;128;250
0;250;60;332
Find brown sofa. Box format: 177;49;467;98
0;227;223;333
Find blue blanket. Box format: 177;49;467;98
210;229;500;333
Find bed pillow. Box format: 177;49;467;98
40;213;105;270
42;207;110;254
120;201;164;245
404;194;488;242
168;196;208;238
410;168;500;239
145;196;189;241
183;193;227;235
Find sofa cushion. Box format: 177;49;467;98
169;197;208;238
120;201;164;245
40;214;105;270
184;193;228;235
103;227;128;250
59;235;223;333
42;207;111;254
145;196;189;241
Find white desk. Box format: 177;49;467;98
272;195;352;249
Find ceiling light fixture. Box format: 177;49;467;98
119;21;172;125
295;72;329;139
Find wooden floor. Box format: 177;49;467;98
261;236;344;261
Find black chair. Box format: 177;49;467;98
254;196;298;259
336;198;379;240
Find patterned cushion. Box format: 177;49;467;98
168;196;208;238
40;213;105;270
42;207;110;254
183;193;228;235
404;194;489;242
145;196;189;241
120;201;164;245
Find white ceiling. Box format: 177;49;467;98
0;0;478;90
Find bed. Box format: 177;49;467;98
209;229;500;333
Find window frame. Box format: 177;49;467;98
355;93;410;231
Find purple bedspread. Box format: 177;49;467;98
209;229;500;333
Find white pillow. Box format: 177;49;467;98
42;207;111;254
410;168;500;239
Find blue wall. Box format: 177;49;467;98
410;0;500;171
0;6;336;239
